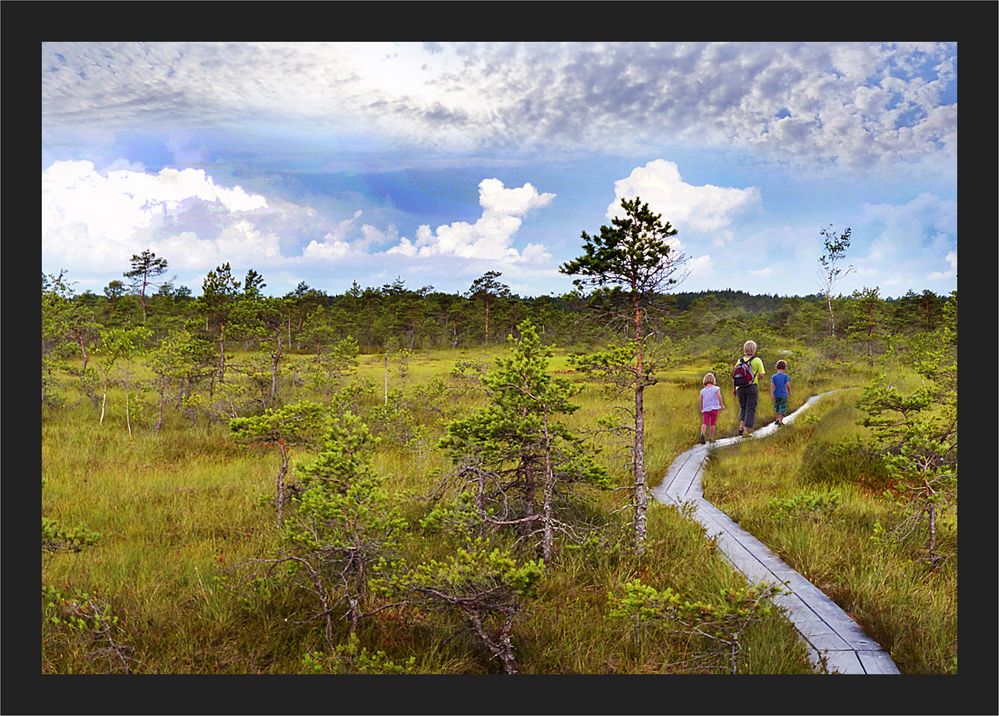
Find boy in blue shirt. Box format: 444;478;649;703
770;360;791;425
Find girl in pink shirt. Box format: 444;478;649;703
698;372;726;444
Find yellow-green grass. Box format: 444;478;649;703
701;392;957;673
42;347;821;673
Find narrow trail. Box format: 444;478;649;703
651;390;900;674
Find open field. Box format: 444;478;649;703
43;346;824;674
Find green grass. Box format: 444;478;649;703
42;345;890;674
701;392;957;674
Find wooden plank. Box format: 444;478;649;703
820;650;865;675
858;651;901;675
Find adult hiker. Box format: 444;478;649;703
733;340;765;437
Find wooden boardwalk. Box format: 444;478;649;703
650;391;900;674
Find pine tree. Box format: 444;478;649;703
858;292;956;569
278;411;407;643
466;271;511;341
230;401;325;525
440;319;608;561
201;263;240;384
560;197;688;554
123;249;169;323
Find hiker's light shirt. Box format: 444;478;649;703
700;385;723;412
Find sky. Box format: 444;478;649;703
41;41;958;299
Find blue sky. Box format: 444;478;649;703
42;42;957;298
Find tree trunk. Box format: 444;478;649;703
475;468;485;519
140;276;148;323
826;292;835;337
218;322;227;383
125;389;132;437
100;379;108;425
634;383;648;554
156;385;165;431
541;413;555;563
276;440;289;526
468;609;518;675
270;328;282;406
347;596;360;635
484;299;490;341
496;617;518;675
632;294;648;555
297;557;335;651
383;353;389;405
77;335;89;374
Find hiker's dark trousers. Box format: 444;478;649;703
737;383;759;428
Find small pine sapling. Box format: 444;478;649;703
384;538;544;674
229;401;325;525
275;411;408;644
439;320;609;561
608;578;783;674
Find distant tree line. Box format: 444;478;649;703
43;261;952;358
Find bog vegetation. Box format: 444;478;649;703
41;205;956;674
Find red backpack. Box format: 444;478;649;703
732;356;756;388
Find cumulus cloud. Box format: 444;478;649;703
302;217;401;260
688;255;715;278
386;178;553;263
608;159;760;234
42;160;284;272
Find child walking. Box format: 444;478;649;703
698;372;725;444
770;360;791;425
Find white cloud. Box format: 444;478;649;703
927;249;957;280
300;211;404;261
42;160;283;273
608;160;760;234
303;238;351;260
327;210;364;243
155;222;284;270
385;178;554;263
478;178;554;216
688;255;715;278
43;42;957;168
860;193;956;266
751;267;772;277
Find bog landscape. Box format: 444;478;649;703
41;219;957;675
39;40;959;679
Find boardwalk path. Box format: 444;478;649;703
650;391;900;674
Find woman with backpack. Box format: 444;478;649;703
733;340;765;437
